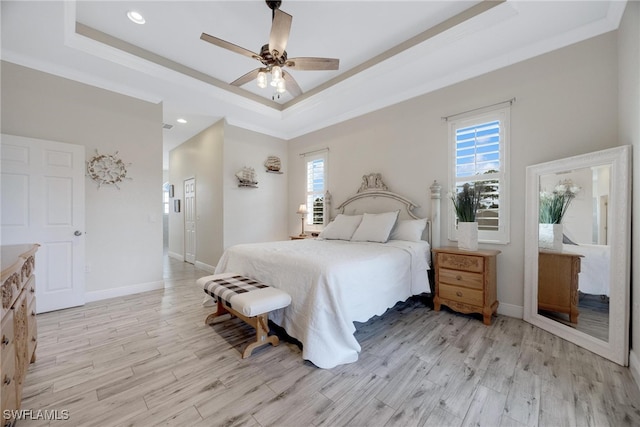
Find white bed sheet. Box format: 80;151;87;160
213;238;431;369
563;243;610;296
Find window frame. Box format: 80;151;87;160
303;151;328;230
448;106;510;245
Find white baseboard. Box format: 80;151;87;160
497;302;523;319
194;261;216;273
630;349;640;388
167;251;183;261
85;280;165;303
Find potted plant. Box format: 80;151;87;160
451;182;484;251
539;180;580;251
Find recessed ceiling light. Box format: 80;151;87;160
127;10;145;25
176;118;187;124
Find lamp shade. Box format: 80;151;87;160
297;203;308;215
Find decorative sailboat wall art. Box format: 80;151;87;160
236;166;258;188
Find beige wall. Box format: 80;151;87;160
1;61;164;296
618;1;640;381
223;124;288;248
168;120;225;270
168;120;288;271
288;32;620;317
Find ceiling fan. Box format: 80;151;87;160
200;0;339;99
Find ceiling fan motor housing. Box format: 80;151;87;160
266;1;282;11
259;43;287;66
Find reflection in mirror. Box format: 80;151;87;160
537;166;610;341
524;145;630;365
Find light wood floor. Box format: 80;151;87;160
19;257;640;426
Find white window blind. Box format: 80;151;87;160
305;153;327;226
449;107;510;244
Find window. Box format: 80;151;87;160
304;151;327;227
162;182;170;215
449;107;510;244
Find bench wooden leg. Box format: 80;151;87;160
204;300;233;325
241;313;279;359
205;302;279;358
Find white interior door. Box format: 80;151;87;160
184;178;196;264
1;134;85;313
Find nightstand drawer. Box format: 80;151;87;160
437;253;484;273
439;268;483;290
439;284;483;306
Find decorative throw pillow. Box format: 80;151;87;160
350;210;400;243
319;214;363;240
389;218;428;242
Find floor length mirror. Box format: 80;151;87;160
523;146;631;365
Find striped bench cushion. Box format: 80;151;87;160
201;274;291;317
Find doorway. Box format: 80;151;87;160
184;177;196;264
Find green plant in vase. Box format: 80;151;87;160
451;182;485;251
539;180;580;224
538;180;580;251
451;182;485;222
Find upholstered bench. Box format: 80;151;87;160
198;273;291;358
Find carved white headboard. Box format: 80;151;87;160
330;173;441;247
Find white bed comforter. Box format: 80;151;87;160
213;238;430;369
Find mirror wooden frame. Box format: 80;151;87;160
523;145;631;365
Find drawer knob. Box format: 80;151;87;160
1;336;8;346
3;376;10;385
456;291;463;297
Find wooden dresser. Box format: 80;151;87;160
1;244;39;427
432;247;501;325
538;250;582;323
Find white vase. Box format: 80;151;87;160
457;222;478;251
539;223;563;251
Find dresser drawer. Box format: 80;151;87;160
26;275;36;308
1;310;15;364
439;268;484;290
439;283;484;307
437;253;484;273
27;297;37;360
1;342;17;420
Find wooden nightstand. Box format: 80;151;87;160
432;247;501;325
538;250;582;323
289;235;316;240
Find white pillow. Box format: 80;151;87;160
389;218;428;242
319;214;363;240
350;211;399;243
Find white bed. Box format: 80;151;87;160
208;174;437;369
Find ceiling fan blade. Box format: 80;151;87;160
230;68;263;87
282;71;302;97
269;9;292;58
285;57;339;71
200;32;260;60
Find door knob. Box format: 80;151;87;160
74;230;83;236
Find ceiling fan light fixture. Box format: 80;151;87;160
270;66;283;86
127;10;146;25
276;79;286;94
257;71;268;88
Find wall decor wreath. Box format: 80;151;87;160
87;150;131;189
